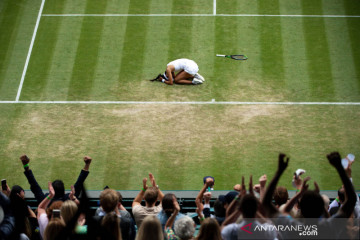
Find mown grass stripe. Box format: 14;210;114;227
302;1;335;101
280;15;309;101
117;19;151;99
41;18;83;101
0;1;24;92
190;15;215;101
344;1;360;94
0;0;39;100
324;18;360;101
258;0;285;86
90;8;130;100
141;4;173;101
67;1;108;100
168;0;194;60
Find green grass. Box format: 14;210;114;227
0;0;359;191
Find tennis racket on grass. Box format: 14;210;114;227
216;54;248;60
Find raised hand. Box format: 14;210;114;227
149;173;156;187
205;178;214;187
300;176;310;194
278;153;289;173
48;181;55;198
83;156;92;165
173;196;180;212
241;176;246;196
249;175;254;195
345;161;353;178
314;181;320;194
259;174;267;188
142;178;148;190
327;152;342;169
69;185;75;200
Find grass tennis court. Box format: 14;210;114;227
0;0;359;191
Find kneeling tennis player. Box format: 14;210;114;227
151;58;205;85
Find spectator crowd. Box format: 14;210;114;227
0;152;359;240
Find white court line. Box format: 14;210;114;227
0;101;360;105
16;0;46;102
42;13;360;18
213;0;216;15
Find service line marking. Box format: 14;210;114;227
0;101;360;105
41;13;360;18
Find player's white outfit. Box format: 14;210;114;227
167;58;199;75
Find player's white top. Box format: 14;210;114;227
167;58;199;75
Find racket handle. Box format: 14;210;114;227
216;54;225;57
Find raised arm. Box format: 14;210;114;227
132;178;147;208
282;177;310;214
226;176;246;218
37;182;55;219
195;178;213;208
149;173;164;201
259;174;267;202
165;196;180;230
327;152;357;218
262;153;289;218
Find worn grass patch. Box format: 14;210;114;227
0;104;359;190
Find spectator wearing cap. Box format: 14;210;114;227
132;173;164;228
20;155;92;204
203;176;215;190
208;191;238;226
212;200;226;225
219;191;238;210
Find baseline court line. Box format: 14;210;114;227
16;0;46;102
42;13;360;18
0;101;360;105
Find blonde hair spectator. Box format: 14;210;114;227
135;215;163;240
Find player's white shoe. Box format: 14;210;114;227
194;73;205;82
192;78;203;85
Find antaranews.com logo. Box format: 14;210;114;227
252;224;318;236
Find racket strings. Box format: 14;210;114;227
232;55;247;60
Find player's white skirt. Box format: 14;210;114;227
167;58;199;75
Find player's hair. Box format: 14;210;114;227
150;74;163;82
